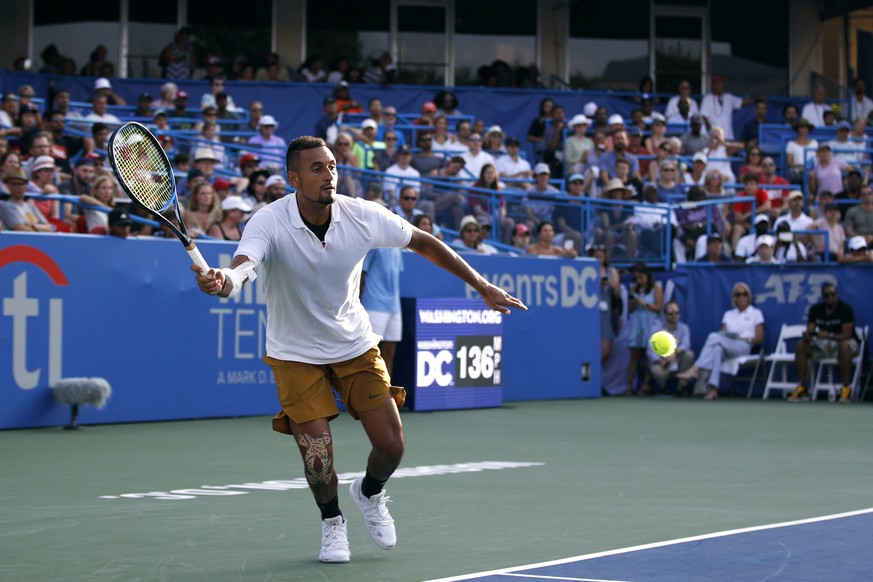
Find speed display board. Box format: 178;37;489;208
403;297;503;411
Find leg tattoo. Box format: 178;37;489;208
297;432;333;485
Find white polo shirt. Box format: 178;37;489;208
236;194;413;364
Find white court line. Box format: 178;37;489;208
422;507;873;582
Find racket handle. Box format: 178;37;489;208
186;244;210;273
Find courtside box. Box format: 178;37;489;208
395;298;503;411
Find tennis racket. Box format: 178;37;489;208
107;121;210;272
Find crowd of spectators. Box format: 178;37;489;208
3;47;873;400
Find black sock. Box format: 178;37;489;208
361;469;388;498
318;495;342;520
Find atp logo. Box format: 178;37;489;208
0;245;68;390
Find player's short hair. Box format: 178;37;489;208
286;136;327;173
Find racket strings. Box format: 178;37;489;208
112;125;175;212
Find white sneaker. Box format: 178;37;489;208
319;515;350;563
349;476;396;550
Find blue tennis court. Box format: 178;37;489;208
427;509;873;581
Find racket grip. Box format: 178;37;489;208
186;244;210;273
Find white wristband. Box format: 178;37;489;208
219;260;258;299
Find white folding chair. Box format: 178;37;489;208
721;346;765;398
762;324;808;400
811;325;868;402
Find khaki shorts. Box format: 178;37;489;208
264;347;406;435
811;337;860;359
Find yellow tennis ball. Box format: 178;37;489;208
650;330;677;357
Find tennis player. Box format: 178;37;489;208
193;136;526;563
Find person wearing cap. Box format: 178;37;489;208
382;145;421;205
564;114;593;174
344;118;386;170
598;177;637;257
521;162;559;232
774;190;814;237
695;232;731;263
248;114;287;170
827;120;865;165
839;235;873;264
206;195;252;241
733;213;771;262
107;208;133;239
644;113;668;154
192;136;525;564
510;222;532;251
413;101;437;126
552;172;587;253
133;92;153;118
0;167;54;231
744;234;780;264
25;155;63;227
84;94;120;125
664;79;700;120
773;221;810;262
168;90;196;130
483;125;506;158
844;184;873;246
450;214;497;255
699;75;750;140
790;283;860;403
785;118;819;182
191;147;222;182
809;143;854;198
92;76;126;106
684;151;708;186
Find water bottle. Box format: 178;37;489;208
828;389;836;403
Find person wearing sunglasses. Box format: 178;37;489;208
646;301;695;396
676;281;764;400
789;283;859;403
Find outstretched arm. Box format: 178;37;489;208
406;227;527;314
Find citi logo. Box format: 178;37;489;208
0;245;68;390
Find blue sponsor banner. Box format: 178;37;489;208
674;264;873;360
407;298;503;411
0;234;602;429
399;253;602;402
